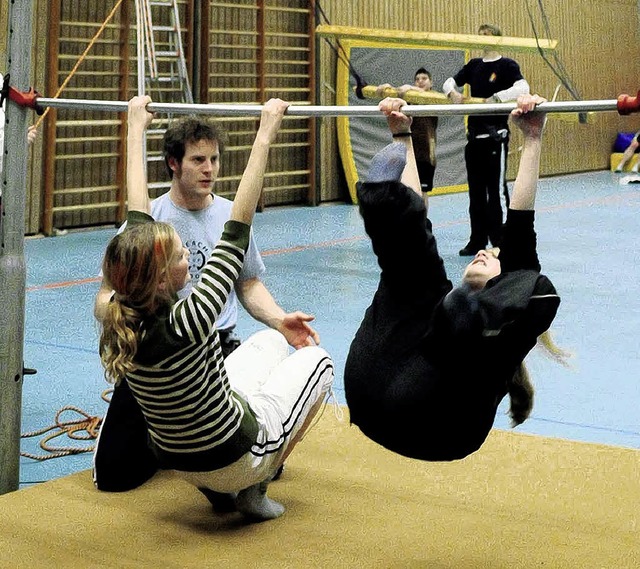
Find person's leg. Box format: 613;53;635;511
356;178;449;296
224;328;289;479
416;159;435;194
487;137;509;248
346;143;451;429
237;344;334;521
224;329;290;400
242;345;333;468
461;140;489;255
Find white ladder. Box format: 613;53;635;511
138;0;193;105
135;0;193;192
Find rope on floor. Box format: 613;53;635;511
20;389;112;461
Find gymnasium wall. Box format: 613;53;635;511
3;1;640;232
316;0;640;201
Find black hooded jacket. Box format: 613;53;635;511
344;182;560;461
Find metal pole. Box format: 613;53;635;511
0;1;33;494
33;97;624;117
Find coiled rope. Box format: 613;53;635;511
20;389;112;461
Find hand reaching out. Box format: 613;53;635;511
278;311;320;349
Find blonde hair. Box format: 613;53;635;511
508;330;571;426
99;222;179;384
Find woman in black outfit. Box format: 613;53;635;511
344;95;564;461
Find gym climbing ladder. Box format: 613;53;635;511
138;0;193;105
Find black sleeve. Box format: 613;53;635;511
498;209;541;272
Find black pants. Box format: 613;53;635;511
416;159;436;193
464;135;510;248
345;181;452;430
93;328;241;492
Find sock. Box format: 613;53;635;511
235;481;285;521
367;142;407;183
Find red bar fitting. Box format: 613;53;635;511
617;91;640;116
7;85;45;115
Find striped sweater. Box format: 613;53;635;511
125;212;259;472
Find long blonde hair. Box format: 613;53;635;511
508;330;571;426
99;222;179;384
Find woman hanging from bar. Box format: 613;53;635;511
98;96;334;521
344;94;568;461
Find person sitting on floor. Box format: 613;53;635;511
98;95;334;521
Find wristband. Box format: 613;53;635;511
392;132;412;138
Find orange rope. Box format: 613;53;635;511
34;0;126;130
20;389;113;461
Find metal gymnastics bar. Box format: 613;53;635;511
33;95;640;116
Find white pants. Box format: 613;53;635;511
177;329;334;493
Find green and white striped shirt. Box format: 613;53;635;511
125;212;259;472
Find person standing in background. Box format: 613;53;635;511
443;24;530;256
376;67;439;195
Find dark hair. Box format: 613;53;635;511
478;23;502;36
162;116;228;177
415;67;432;80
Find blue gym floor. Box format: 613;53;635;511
19;170;640;488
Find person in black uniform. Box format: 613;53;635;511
344;94;567;462
443;24;530;256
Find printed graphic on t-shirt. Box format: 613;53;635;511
185;239;213;283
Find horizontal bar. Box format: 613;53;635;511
35;97;627;117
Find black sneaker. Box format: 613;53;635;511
271;463;285;481
197;487;237;514
459;243;484;256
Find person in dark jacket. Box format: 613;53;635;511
344;94;566;462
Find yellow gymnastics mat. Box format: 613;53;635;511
1;409;638;568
